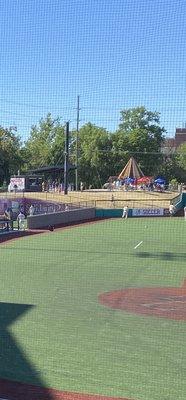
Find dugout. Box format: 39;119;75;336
30;164;76;181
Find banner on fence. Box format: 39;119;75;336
132;208;164;217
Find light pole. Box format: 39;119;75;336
76;95;80;191
64;121;70;195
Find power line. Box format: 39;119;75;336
2;96;186;111
0;97;76;110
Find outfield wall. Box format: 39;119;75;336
95;208;132;218
183;193;186;206
171;192;186;216
95;208;166;218
27;207;96;229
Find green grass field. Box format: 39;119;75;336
0;217;186;400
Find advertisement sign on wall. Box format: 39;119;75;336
132;208;164;217
10;177;25;191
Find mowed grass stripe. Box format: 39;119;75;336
0;218;185;400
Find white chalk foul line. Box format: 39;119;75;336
134;240;143;249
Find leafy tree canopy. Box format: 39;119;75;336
77;123;112;188
119;106;161;132
23;114;65;172
0;126;22;184
176;143;186;171
116;106;165;176
4;106;183;189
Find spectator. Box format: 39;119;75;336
80;182;84;192
3;208;12;230
4;208;10;220
29;205;35;216
8;208;13;230
13;184;18;193
111;194;115;208
17;211;25;230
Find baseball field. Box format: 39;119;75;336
0;217;185;400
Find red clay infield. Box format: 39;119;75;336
99;279;186;321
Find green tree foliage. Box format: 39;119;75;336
18;107;185;188
77;123;112;188
176;143;186;172
110;130;131;176
157;155;181;183
0;126;22;184
153;142;186;183
115;106;165;176
23;114;65;171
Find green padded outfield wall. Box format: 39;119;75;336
95;208;132;218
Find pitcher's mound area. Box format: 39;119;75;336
0;379;132;400
99;279;186;321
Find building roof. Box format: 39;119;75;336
29;164;76;174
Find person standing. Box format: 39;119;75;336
111;194;115;208
17;211;25;231
122;205;129;219
80;181;84;192
3;208;11;230
184;205;186;219
6;207;13;230
169;203;175;217
4;208;10;220
65;204;69;211
29;204;35;216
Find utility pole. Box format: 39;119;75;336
64;121;70;195
76;95;80;191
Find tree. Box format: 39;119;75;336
119;107;161;132
176;143;186;173
76;123;112;188
116;106;165;176
0;126;22;185
157;155;180;182
23;114;65;172
110;130;132;176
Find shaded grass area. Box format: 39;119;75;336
0;218;185;400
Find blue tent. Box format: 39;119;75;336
154;177;166;185
122;177;135;184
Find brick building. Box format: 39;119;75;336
175;128;186;147
162;128;186;154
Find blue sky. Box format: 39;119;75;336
0;0;186;140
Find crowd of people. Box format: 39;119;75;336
41;180;75;193
106;178;184;193
107;180;167;192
